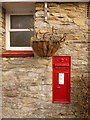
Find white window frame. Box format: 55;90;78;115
6;13;34;51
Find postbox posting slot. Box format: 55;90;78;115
53;66;69;68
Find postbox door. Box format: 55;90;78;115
52;67;70;103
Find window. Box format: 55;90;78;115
6;14;34;50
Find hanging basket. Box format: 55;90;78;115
32;40;61;57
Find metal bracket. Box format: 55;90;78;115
44;2;48;22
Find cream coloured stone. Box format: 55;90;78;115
3;58;8;61
39;28;52;34
66;34;81;40
51;13;67;18
5;90;18;97
48;3;59;7
78;3;86;8
48;20;62;25
80;25;88;31
35;11;44;17
36;7;44;11
59;17;73;23
2;71;17;82
10;58;15;60
35;20;48;28
48;8;67;15
74;18;86;26
67;11;84;18
36;3;44;7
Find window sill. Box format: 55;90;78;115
0;51;34;57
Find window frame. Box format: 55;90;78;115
6;13;34;51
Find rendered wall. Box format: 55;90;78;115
1;2;89;118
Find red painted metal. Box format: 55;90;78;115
52;56;71;103
0;51;34;57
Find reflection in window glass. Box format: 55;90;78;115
10;31;34;47
11;15;34;29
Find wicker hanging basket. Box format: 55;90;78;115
32;40;61;57
31;26;66;57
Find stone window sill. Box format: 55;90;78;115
0;51;34;57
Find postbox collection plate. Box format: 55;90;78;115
52;56;71;103
59;73;64;85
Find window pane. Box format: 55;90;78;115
11;15;34;29
10;31;33;47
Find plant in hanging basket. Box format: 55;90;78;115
31;27;66;57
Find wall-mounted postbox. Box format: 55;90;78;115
52;56;71;103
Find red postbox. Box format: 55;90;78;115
52;56;71;103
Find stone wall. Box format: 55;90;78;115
88;2;90;118
0;7;5;52
0;4;6;119
1;2;89;118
